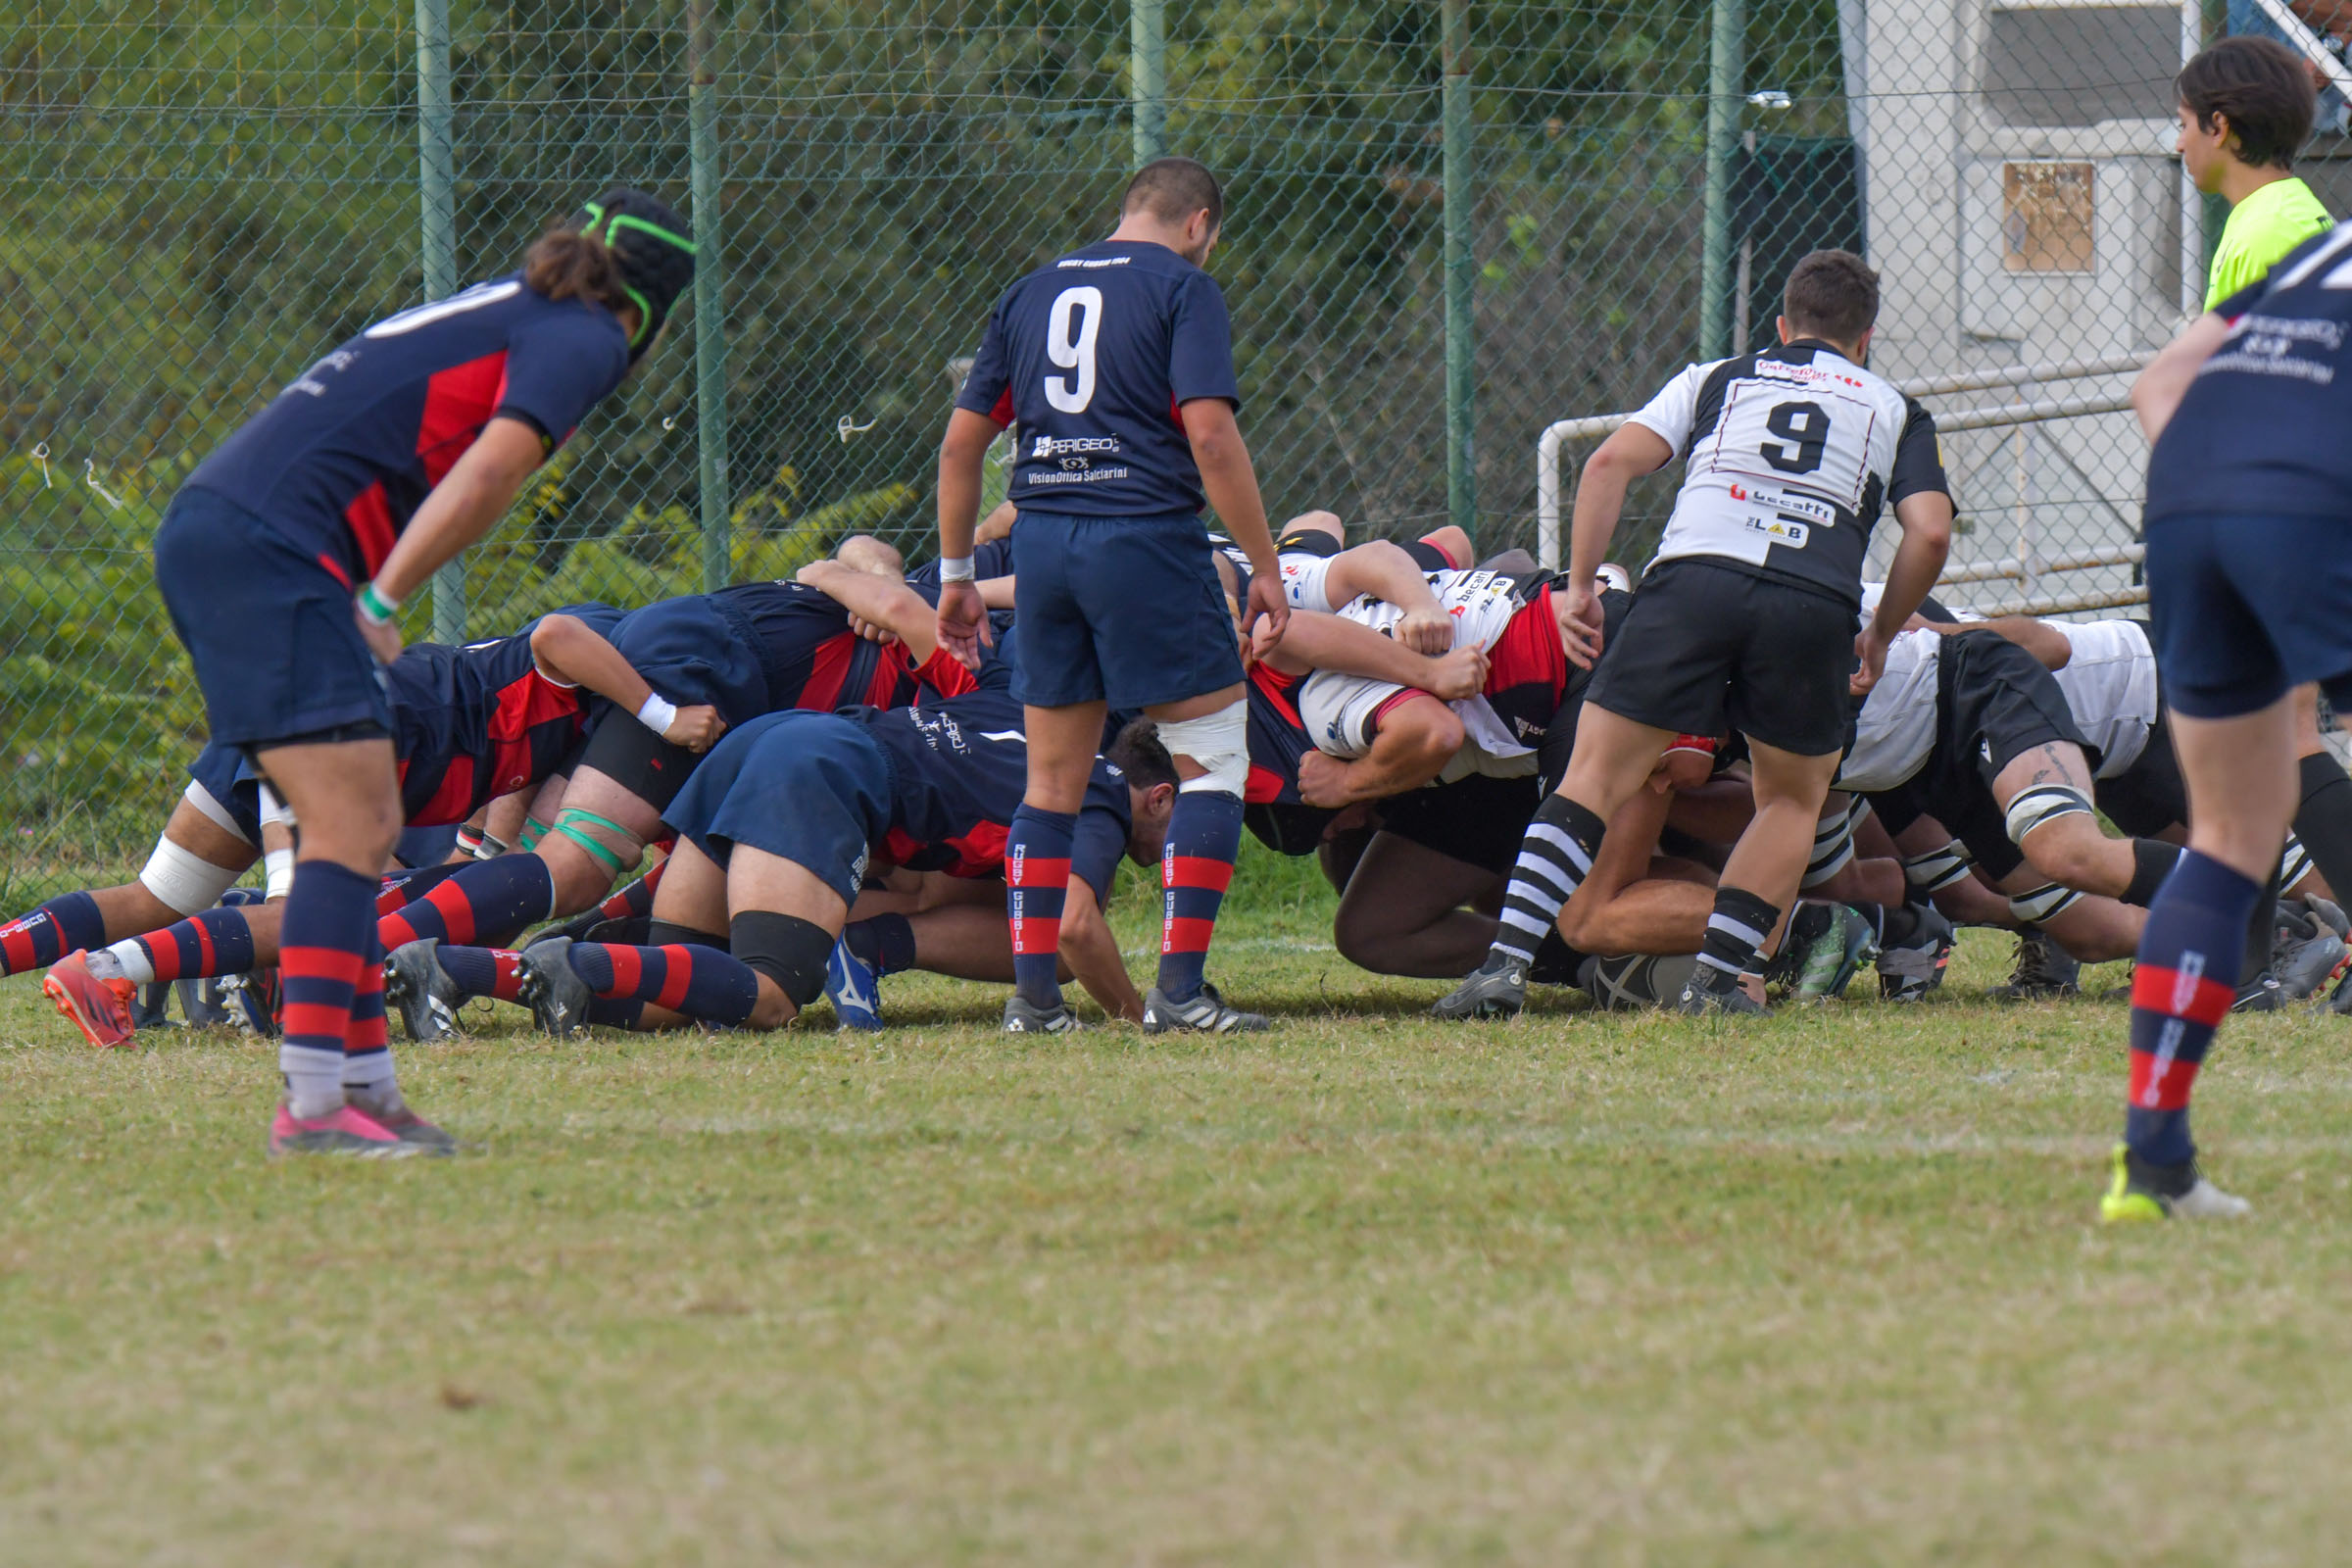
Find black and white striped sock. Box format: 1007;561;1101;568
1694;886;1781;987
1490;794;1609;966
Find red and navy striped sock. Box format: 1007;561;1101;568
1157;790;1243;1002
2126;849;2262;1167
596;858;667;923
1007;806;1075;1008
342;931;398;1099
378;855;556;952
278;861;378;1117
125;906;260;983
0;891;107;975
565;942;760;1025
435;944;528;1003
842;912;917;979
376;861;467;916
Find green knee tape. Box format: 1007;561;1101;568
553;808;636;877
518;818;545;852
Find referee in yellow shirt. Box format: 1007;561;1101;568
2173;34;2352;985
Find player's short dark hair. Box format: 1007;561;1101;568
2179;37;2316;170
1122;157;1224;232
1782;249;1880;345
1107;718;1183;792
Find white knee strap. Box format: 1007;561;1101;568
2281;832;2315;892
1155;699;1250;796
1903;840;1975;894
180;780;255;845
2009;882;2083;925
2004;783;2093;847
258;785;298;900
139;835;243;918
1802;798;1868;889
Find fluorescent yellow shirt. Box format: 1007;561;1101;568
2206;176;2336;310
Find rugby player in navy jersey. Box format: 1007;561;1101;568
89;189;696;1156
476;694;1182;1037
366;560;956;973
936;156;1291;1035
2085;223;2352;1218
39;604;725;1048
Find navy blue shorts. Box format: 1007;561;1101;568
184;740;266;843
2146;511;2352;718
659;711;893;908
1009;511;1244;710
153;488;391;750
607;594;770;725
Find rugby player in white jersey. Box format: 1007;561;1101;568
1434;250;1954;1017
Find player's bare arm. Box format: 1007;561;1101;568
1858;491;1953;696
357;416;550;663
1057;875;1146;1022
2132;311;2232;441
1182;396;1289;646
1295;700;1465;808
528;613;725;753
1561;422;1675;667
798;560;943;665
933;405;1000;671
1263;611;1488;701
1316;540;1455;653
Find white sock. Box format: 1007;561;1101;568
279;1044;345;1121
341;1048;401;1110
90;944;149;984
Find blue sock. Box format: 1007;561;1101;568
843;913;916;978
2127;850;2261;1166
1;890;107;974
1006;806;1075;1009
1157;789;1243;1001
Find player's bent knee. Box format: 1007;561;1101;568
730;909;834;1022
139;835;246;918
1157;699;1250;796
2003;782;2093;848
2008;882;2084;926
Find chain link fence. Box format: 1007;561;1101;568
3;0;2281;874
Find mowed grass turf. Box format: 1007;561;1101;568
6;883;2352;1564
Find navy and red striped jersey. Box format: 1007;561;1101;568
386;604;624;825
955;240;1240;517
610;581;932;728
858;689;1131;896
184;274;630;583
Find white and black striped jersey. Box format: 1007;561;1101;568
1626;341;1948;607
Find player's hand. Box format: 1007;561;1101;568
1556;583;1605;669
1396;606;1455;657
356;605;403;665
662;704;728;754
1243;570;1291;651
847;612;898;646
1296;750;1354;808
936;579;992;672
1851;627;1890;697
1424;645;1489;703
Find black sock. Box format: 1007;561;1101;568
2123;839;2184;907
2295;753;2352;900
1491;794;1609;966
1696;887;1780;989
843;913;917;977
2241;867;2284;986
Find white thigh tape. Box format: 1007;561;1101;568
180;779;254;845
1156;700;1250;796
140;836;242;918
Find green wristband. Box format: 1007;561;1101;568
356;581;402;625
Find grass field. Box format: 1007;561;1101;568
6;885;2352;1565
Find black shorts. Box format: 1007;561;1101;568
577;710;704;812
1374;771;1542;876
2094;709;2188;839
1903;631;2091;880
1584;558;1854;757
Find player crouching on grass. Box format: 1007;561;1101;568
481;697;1178;1036
124;188;693;1157
935;156;1290;1036
1433;249;1954;1020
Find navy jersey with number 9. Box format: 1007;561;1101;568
954;240;1242;517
